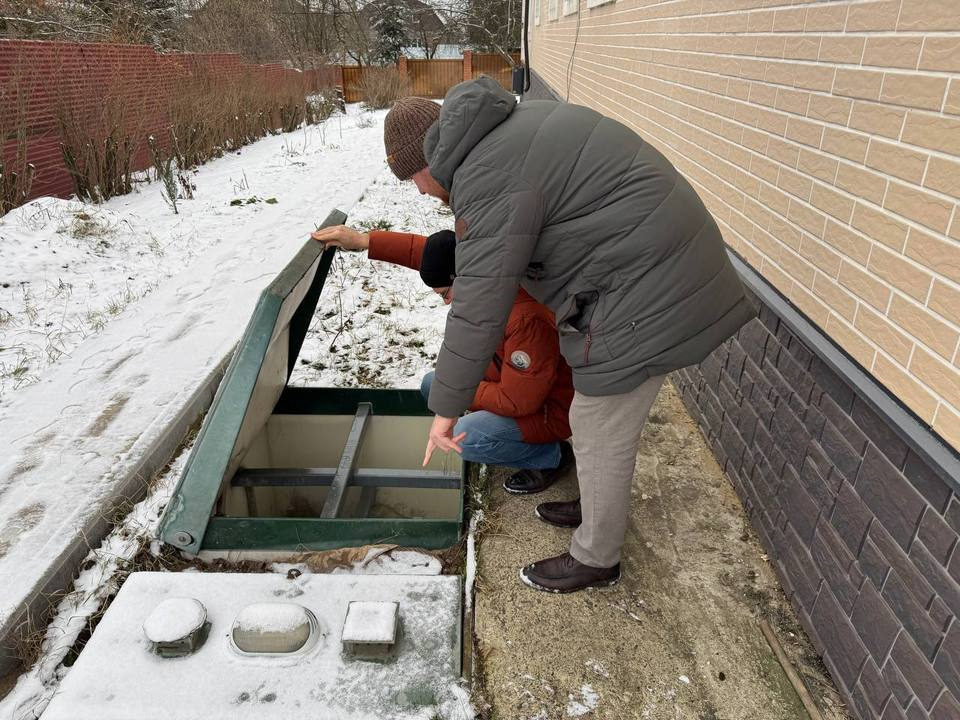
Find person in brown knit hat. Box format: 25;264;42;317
384;97;441;181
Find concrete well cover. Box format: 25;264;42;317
42;572;463;720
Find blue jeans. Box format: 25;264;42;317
420;372;561;470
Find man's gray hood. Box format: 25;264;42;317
423;76;517;190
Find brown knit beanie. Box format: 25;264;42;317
384;97;441;180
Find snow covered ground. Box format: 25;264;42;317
0;108;380;401
289;170;453;389
0;104;468;719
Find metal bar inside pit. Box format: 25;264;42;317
232;468;461;489
320;402;372;518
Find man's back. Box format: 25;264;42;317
425;78;754;413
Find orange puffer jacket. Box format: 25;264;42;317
369;230;573;444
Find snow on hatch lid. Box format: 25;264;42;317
342;601;399;644
232;602;315;654
142;597;207;644
233;602;311;634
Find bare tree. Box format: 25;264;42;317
178;0;288;63
432;0;520;61
330;0;375;65
1;0;184;47
0;0;516;70
404;0;452;59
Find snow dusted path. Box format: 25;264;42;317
0;109;391;667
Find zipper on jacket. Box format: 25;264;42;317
584;329;592;365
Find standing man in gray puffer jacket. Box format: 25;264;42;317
390;77;755;593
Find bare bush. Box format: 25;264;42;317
56;62;329;205
357;68;411;110
165;69;263;167
0;56;34;215
3;27;333;211
163;69;333;169
56;84;149;203
306;90;342;124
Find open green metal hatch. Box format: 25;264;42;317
159;210;466;557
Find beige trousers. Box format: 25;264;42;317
569;374;665;568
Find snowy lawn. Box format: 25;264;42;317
0;107;380;402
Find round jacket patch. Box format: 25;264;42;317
510;350;532;370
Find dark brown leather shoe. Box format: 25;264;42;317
535;497;581;528
520;552;620;593
503;440;575;495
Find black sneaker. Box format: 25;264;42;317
534;497;581;528
520;552;620;593
503;440;575;495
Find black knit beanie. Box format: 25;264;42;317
419;230;457;288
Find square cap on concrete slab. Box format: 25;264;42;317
342;601;399;644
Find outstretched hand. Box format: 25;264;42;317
423;415;466;467
310;225;370;251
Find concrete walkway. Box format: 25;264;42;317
472;379;852;720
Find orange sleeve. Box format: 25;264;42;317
468;314;560;418
368;231;428;271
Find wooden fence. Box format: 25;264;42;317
408;59;463;99
472;52;518;92
340;51;519;103
341;65;365;106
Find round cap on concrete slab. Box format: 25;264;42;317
231;602;315;654
143;597;207;644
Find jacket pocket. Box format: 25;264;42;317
557;291;599;332
557;291;607;367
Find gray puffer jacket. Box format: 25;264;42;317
423;77;755;418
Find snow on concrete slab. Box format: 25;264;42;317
232;603;315;654
42;572;467;720
0;107;391;667
233;602;312;635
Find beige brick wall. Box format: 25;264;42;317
529;0;960;449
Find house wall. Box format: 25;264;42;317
526;3;960;719
527;0;960;449
673;262;960;720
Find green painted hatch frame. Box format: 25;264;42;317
159;209;466;555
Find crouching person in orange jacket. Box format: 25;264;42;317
312;224;575;494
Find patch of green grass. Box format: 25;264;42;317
86;310;106;333
357;217;393;232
